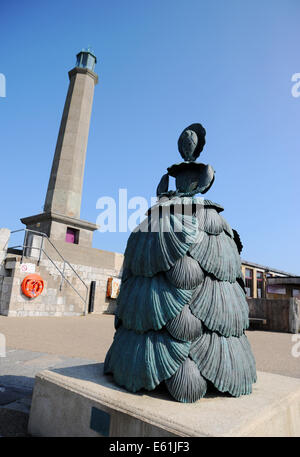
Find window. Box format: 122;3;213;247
82;54;88;67
65;227;79;244
245;268;253;298
292;289;300;297
256;271;264;298
267;285;286;295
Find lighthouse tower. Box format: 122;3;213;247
21;49;99;249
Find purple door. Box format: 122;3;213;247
66;228;76;243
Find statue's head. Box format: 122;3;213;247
178;123;206;162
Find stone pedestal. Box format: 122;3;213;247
28;363;300;437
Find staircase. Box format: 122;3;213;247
8;229;89;314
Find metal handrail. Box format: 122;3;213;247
9;229;89;314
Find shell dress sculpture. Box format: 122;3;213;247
104;123;257;403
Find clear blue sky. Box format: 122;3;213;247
0;0;299;274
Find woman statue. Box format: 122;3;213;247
104;123;256;403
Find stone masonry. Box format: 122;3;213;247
0;228;124;317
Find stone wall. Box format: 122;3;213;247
0;229;124;317
0;228;10;275
248;298;300;333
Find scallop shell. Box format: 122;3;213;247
166;305;203;342
190;331;257;397
116;274;193;333
104;326;190;393
123;211;198;277
165;255;204;289
202;199;224;213
165;357;207;403
196;207;224;235
190;276;249;337
189;231;242;282
219;215;234;238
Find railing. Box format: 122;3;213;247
9;229;89;315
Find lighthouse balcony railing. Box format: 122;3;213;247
8;228;89;314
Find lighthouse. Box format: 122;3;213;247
21;49;99;249
0;49;124;319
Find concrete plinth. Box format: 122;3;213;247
28;363;300;437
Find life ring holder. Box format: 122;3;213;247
21;274;44;299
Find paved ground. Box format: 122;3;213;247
0;314;115;361
0;314;299;377
0;314;299;436
0;349;96;436
0;314;115;437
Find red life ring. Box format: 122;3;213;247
21;274;44;299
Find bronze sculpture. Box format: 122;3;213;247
104;123;257;402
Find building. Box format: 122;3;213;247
241;260;300;300
21;48;99;250
0;49;123;317
241;260;300;333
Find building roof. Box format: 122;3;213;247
267;277;300;286
241;259;297;277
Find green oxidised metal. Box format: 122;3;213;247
104;123;257;403
104;327;191;392
189;277;249;337
116;273;193;333
123;212;198;277
190;332;257;397
189;231;242;283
